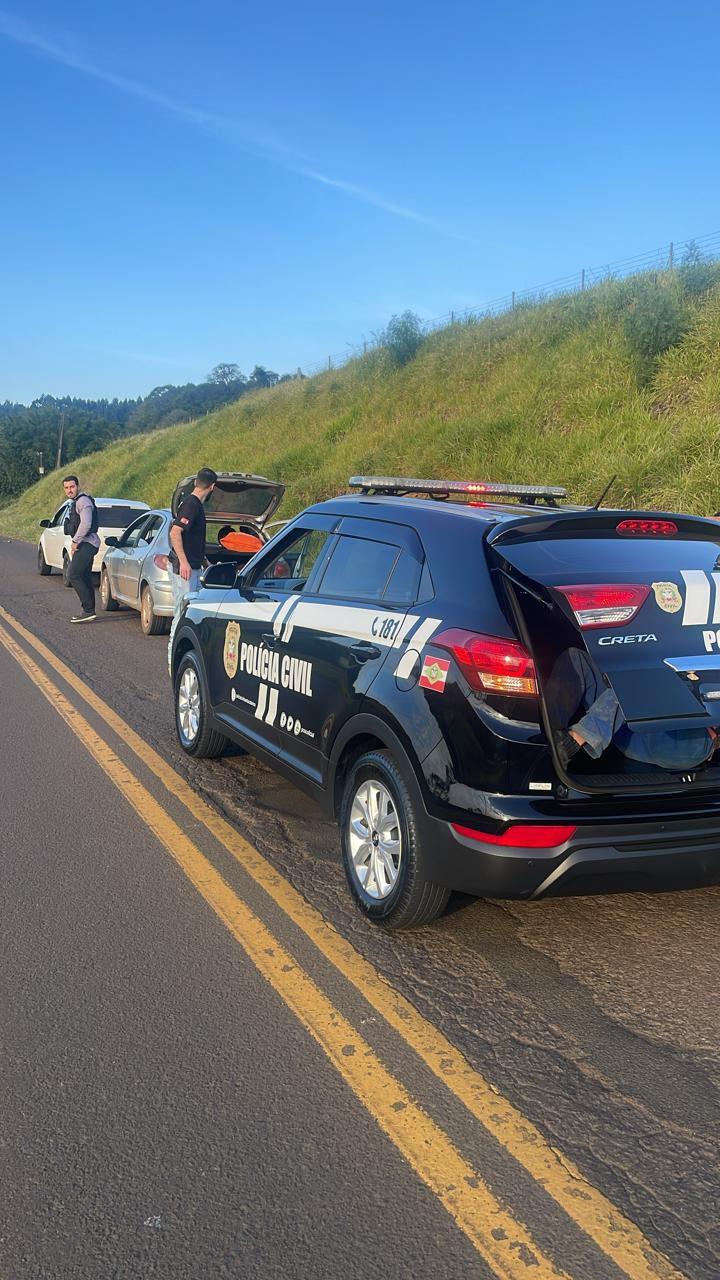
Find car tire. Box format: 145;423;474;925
339;749;450;929
140;584;167;635
174;651;227;758
37;545;52;576
100;567;119;611
62;554;73;587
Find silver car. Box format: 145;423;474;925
100;509;174;634
100;473;285;636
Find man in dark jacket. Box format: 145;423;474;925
62;475;99;623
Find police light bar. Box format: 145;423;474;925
348;476;567;501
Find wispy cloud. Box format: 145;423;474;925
294;168;440;229
0;8;471;239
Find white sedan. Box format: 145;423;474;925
37;497;150;585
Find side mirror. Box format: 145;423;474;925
39;519;51;528
200;562;238;589
105;536;119;548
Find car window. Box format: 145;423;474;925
52;503;70;526
120;515;152;549
383;550;422;605
98;505;149;529
141;515;164;545
316;536;400;602
252;528;332;594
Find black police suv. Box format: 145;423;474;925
170;475;720;928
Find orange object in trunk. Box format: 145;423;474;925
219;531;263;553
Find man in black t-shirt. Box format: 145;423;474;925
168;467;217;650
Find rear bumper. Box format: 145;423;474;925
150;580;174;615
421;811;720;899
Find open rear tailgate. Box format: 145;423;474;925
487;510;720;734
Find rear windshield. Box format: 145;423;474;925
509;537;720;577
204;485;277;518
98;507;147;529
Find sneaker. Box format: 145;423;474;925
70;612;96;623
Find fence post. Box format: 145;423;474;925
328;355;332;370
581;269;585;291
668;241;674;269
450;310;454;324
511;291;516;311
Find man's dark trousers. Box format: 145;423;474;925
68;542;96;613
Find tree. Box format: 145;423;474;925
249;365;279;388
207;363;244;386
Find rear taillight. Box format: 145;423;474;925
433;629;537;696
556;584;650;629
616;519;678;536
452;822;576;848
153;554;169;571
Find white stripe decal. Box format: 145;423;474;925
281;601;411;645
395;649;419;680
265;687;279;726
280;598;303;644
255;683;268;719
394;617;443;678
390;614;422;649
272;596;296;638
712;573;720;624
681;570;711;626
215;600;279;623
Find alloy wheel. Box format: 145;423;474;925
347;778;402;900
177;666;201;743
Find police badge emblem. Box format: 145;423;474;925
651;582;682;614
223;620;241;677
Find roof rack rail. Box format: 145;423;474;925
348;476;567;506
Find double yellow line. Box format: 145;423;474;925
0;604;684;1280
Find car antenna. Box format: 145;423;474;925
592;474;618;509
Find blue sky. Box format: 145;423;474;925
1;0;719;402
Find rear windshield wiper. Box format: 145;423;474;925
494;567;553;609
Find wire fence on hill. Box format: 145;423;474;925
299;228;720;377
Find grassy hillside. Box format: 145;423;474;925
4;267;720;542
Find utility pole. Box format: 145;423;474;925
668;241;674;270
37;450;45;476
581;269;585;291
55;411;65;470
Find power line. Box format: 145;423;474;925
299;228;720;378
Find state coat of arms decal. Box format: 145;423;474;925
223;620;241;678
651;582;682;614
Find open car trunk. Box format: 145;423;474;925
487;510;720;792
171;472;285;567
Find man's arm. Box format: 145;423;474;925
71;496;92;551
169;523;192;581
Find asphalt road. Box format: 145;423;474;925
2;535;720;1278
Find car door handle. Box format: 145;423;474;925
261;632;277;647
349;642;382;663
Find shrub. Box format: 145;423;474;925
380;311;425;367
679;242;720;297
623;281;689;383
